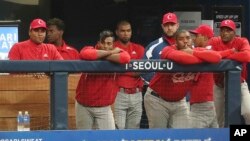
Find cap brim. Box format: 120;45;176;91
162;21;177;24
220;25;234;31
189;30;198;34
30;26;47;29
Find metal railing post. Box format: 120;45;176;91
225;70;242;127
50;72;68;130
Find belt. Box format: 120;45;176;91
150;90;179;102
120;87;141;94
150;91;160;98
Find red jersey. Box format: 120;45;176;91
55;41;79;60
76;46;130;106
190;73;214;104
208;36;250;86
161;45;221;64
76;73;119;106
149;72;194;101
114;41;144;88
149;45;221;101
8;39;63;60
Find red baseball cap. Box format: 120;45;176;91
162;12;178;24
30;18;47;30
190;24;214;38
220;19;236;31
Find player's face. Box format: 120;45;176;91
29;28;46;44
116;24;132;44
47;25;63;44
99;37;114;51
162;22;179;37
220;27;235;43
176;31;192;50
192;34;207;47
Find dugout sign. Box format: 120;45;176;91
125;60;173;71
124;60;240;72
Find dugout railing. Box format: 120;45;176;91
0;59;242;129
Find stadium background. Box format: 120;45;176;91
0;0;250;47
1;0;250;80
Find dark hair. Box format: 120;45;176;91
47;18;65;31
99;30;114;42
116;20;131;30
174;29;190;39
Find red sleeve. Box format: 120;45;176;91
53;51;63;60
161;46;203;64
136;44;145;59
70;48;80;60
8;43;21;60
73;50;80;60
193;48;221;63
161;46;174;59
218;49;234;58
49;44;63;60
237;38;250;51
226;38;250;62
79;46;98;60
226;51;250;62
119;50;131;64
208;37;220;51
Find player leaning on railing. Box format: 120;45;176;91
188;24;230;128
113;20;145;129
208;19;250;127
144;29;222;129
75;30;130;130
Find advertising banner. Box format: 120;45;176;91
0;26;18;60
0;128;229;141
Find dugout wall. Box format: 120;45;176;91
0;59;243;130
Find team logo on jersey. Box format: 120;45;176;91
43;54;48;58
205;45;212;50
172;72;195;83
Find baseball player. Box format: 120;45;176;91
75;30;130;130
144;30;221;128
47;18;79;60
142;12;179;83
141;12;179;128
188;24;224;128
113;20;145;129
208;19;250;127
8;18;63;60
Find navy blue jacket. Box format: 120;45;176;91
141;36;171;84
